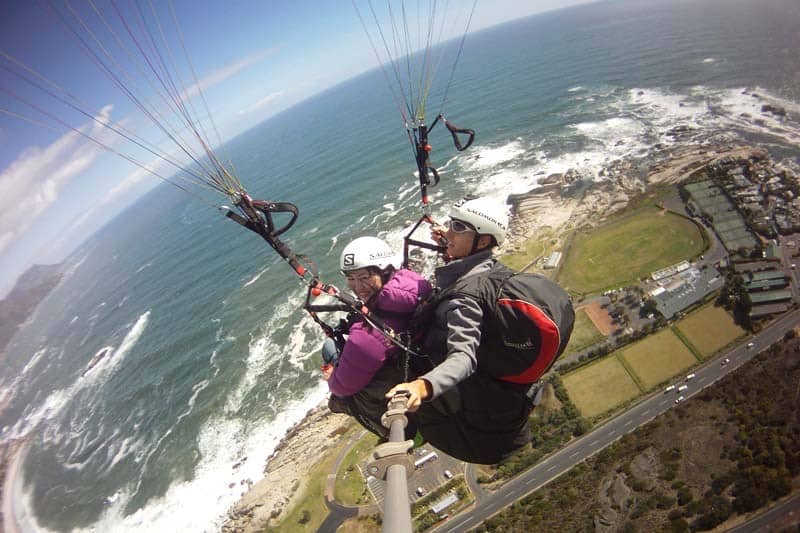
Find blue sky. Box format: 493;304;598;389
0;0;594;297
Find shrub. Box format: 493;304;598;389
298;509;311;525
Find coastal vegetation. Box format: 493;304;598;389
335;432;379;505
265;447;338;533
557;207;706;295
474;334;800;532
500;229;559;272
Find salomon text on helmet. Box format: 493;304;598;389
450;197;509;246
340;236;399;272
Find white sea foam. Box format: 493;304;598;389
226;291;307;413
567;85;584;92
460;140;526;171
702;57;715;63
80;384;329;533
626;86;800;147
135;262;152;274
243;263;272;288
1;312;150;443
20;347;49;378
131;374;212;496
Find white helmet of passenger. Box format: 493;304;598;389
450;197;509;246
340;236;399;272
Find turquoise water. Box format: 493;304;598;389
2;0;800;530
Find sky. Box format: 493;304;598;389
0;0;596;298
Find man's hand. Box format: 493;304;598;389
430;224;447;245
321;364;333;381
386;379;432;412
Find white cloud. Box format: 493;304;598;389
0;106;118;256
237;91;284;116
181;48;278;101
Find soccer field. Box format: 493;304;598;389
558;207;706;294
562;356;641;418
675;304;746;358
620;329;698;389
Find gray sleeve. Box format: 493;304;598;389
422;294;483;398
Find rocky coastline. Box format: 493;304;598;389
221;405;353;532
2;142;782;533
217;141;789;532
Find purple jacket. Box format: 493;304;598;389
328;268;432;397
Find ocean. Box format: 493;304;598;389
2;0;800;530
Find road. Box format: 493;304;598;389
728;492;800;533
434;309;800;532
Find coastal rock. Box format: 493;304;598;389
221;404;352;532
761;104;787;117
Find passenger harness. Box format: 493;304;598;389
222;192;424;377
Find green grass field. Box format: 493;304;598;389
335;432;378;505
558;207;706;294
620;329;698;389
675;304;746;358
562;356;641;418
563;307;606;356
267;448;339;533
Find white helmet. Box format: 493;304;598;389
450;197;509;246
340;236;399;272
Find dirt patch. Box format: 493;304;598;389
581;302;615;336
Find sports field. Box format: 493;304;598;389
675;304;745;358
563;307;606;356
558;207;706;294
562;356;641;418
620;329;698;389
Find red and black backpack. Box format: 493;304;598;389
420;262;575;384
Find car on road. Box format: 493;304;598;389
665;384;676;392
686;373;695;380
444;469;453;479
677;385;688;392
721;357;730;366
747;342;755;349
416;487;426;497
675;396;685;404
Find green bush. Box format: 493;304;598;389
677;487;694;506
298;509;311;525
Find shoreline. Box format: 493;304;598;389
221;404;354;532
1;440;28;533
220;141;781;532
1;142;787;533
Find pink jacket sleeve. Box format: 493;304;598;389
327;323;388;397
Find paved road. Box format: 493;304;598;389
434;310;800;532
728;492;800;533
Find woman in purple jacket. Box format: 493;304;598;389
322;236;432;439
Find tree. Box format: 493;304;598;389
694;495;732;530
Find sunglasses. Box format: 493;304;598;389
446;218;476;234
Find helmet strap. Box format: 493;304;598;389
469;233;481;255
